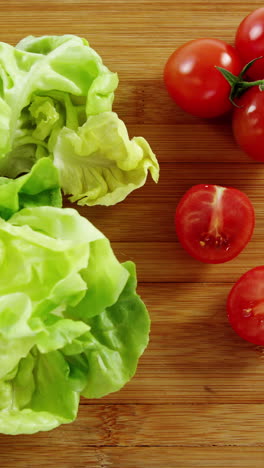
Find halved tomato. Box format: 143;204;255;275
175;184;255;264
227;266;264;345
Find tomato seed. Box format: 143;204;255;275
242;308;252;318
200;232;230;250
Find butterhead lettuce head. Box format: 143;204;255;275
0;35;159;205
0;206;150;434
0;34;153;435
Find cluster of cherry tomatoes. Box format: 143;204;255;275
164;8;264;346
164;7;264;162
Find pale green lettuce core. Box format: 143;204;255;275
0;34;159;205
0;206;150;434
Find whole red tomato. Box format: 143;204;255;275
163;38;242;118
232;86;264;162
235;7;264;80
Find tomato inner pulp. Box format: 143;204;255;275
240;301;264;322
227;267;264;345
198;186;230;251
199;232;230;250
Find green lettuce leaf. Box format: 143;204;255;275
0;206;150;434
0;34;117;172
0;157;62;219
64;262;150;398
0;34;158;205
53;111;159;206
0;349;80;435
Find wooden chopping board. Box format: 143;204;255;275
2;1;264;467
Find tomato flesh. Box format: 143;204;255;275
163;38;242;118
232;86;264;162
227;267;264;345
175;184;255;264
235;7;264;80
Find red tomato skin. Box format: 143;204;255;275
163;38;242;118
232;87;264;162
227;266;264;345
235;7;264;80
175;184;255;264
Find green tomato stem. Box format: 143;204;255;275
241;80;264;88
216;56;264;106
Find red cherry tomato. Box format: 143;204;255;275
227;266;264;345
175;184;255;264
163;38;242;118
232;86;264;162
235;7;264;80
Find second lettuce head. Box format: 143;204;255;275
0;34;159;205
0;205;150;435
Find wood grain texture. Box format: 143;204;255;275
1;1;264;467
86;283;264;405
2;447;264;468
4;403;264;447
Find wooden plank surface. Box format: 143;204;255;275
1;1;264;467
2;447;264;468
